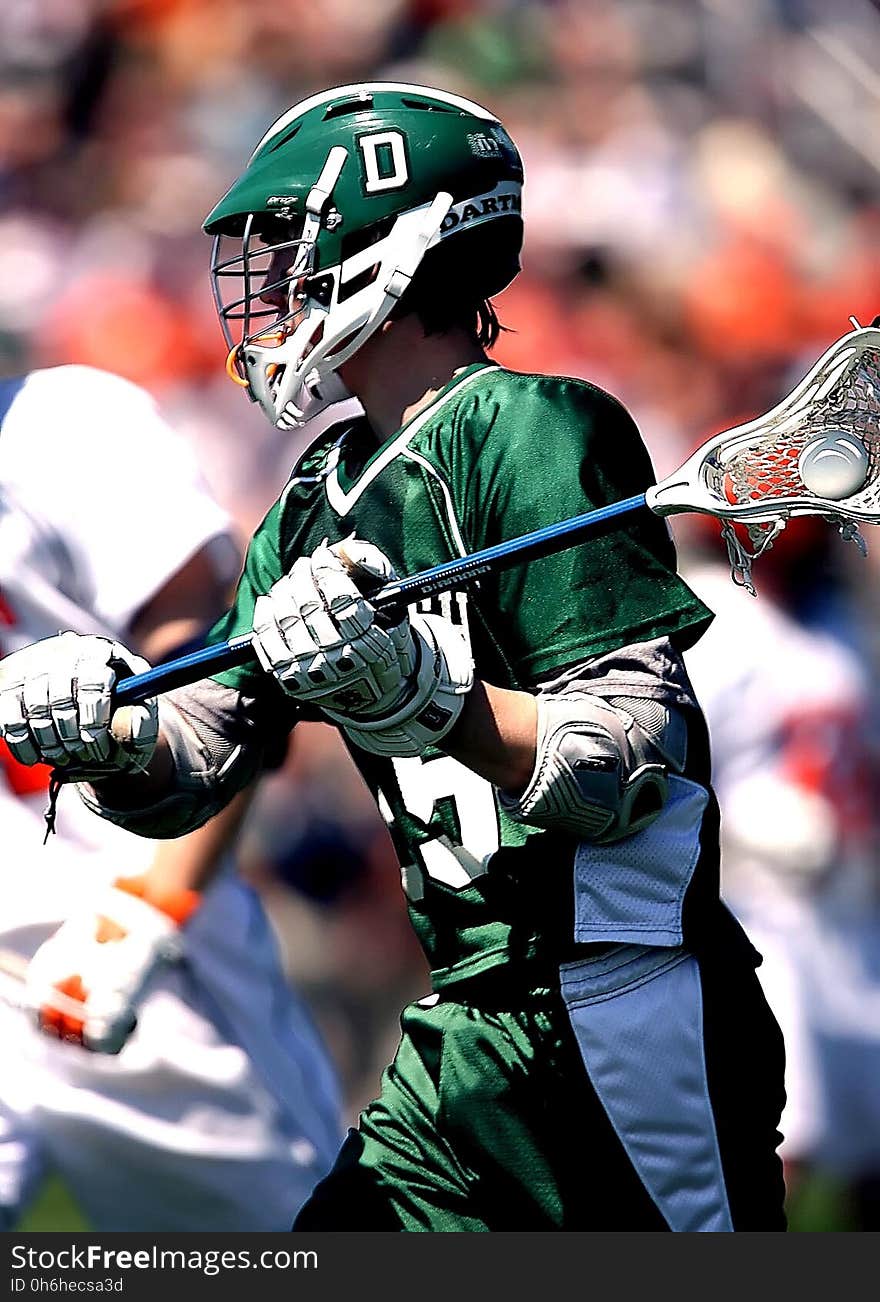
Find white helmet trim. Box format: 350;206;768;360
252;82;497;160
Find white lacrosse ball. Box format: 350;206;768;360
798;431;869;500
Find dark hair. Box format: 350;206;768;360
392;220;521;349
397;292;503;348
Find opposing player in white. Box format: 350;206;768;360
683;554;880;1222
0;366;342;1230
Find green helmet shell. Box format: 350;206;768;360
205;83;524;429
204;82;524;277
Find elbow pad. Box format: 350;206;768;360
498;693;687;844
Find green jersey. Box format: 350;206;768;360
208;364;712;986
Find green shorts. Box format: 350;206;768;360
293;950;786;1231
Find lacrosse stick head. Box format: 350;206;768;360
648;320;880;591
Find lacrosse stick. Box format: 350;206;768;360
113;318;880;708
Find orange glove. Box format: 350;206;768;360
25;875;200;1053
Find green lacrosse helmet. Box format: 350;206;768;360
204;81;524;428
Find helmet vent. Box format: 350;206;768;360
267;123;302;153
400;98;455;113
341;215;395;261
323;94;374;120
338;262;381;304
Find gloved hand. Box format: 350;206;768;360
0;632;158;780
25;875;201;1053
252;538;473;757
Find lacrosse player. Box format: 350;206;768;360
0;365;342;1230
0;84;787;1231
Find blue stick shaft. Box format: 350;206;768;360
114;492;649;706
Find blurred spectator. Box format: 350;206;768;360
683;529;880;1231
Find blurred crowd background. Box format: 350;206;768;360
4;0;880;1230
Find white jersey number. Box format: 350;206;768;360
378;753;500;902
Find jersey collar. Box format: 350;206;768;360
327;362;498;515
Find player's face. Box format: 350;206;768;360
258;245;297;312
257;239;313;340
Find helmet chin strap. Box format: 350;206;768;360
384;191;453;300
277;370;353;430
295;146;348;272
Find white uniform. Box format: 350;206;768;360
0;367;343;1230
684;562;880;1178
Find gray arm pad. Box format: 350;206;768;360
497;691;688;844
78;680;269;839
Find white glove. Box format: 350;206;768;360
0;632;158;780
25;875;201;1053
252;538;474;757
